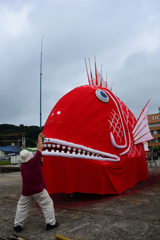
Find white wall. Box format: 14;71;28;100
0;150;5;157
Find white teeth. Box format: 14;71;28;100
43;144;105;159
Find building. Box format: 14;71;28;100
0;149;5;157
0;146;21;155
148;112;160;148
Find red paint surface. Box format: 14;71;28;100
42;85;150;195
50;172;160;209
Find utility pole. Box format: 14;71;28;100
22;135;26;149
40;35;44;131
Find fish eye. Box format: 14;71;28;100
95;89;109;103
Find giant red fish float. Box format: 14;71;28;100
42;59;153;195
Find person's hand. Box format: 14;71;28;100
38;132;44;139
37;132;45;152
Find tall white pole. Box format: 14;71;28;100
40;35;44;130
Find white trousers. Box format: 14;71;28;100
14;189;56;227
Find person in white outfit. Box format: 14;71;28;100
14;132;58;232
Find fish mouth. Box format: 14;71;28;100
42;138;120;162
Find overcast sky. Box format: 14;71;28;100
0;0;160;127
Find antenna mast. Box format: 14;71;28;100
40;35;44;131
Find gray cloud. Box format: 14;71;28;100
0;0;160;127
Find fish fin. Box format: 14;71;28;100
84;58;91;85
85;58;108;88
132;99;154;144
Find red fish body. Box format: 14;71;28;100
42;64;153;194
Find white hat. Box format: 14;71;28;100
20;150;33;163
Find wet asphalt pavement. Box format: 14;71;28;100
0;162;160;240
